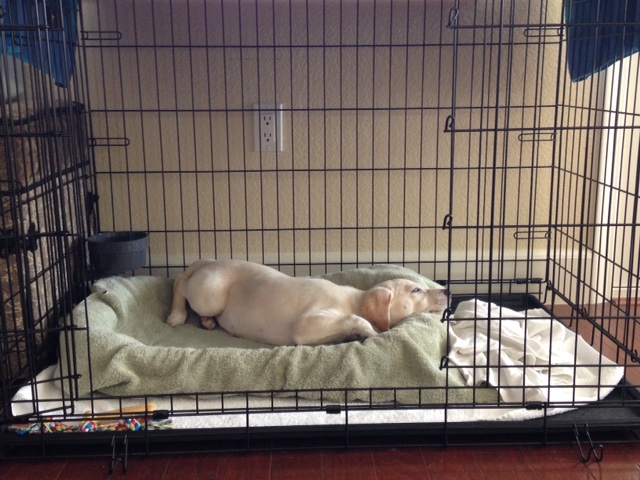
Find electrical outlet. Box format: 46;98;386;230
254;103;283;152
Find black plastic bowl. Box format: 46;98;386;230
88;231;149;276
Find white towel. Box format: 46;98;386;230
448;299;624;404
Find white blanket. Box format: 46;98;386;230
11;364;618;428
448;300;624;404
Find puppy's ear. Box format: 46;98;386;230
360;286;393;332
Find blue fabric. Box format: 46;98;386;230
1;0;79;88
566;0;640;82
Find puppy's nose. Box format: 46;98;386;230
443;289;451;297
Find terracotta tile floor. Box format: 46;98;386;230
551;302;640;386
2;444;640;479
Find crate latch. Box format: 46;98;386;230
109;434;129;474
0;223;39;258
573;423;604;463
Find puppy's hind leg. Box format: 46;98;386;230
167;273;189;327
200;316;217;330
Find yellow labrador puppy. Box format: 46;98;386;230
166;259;449;346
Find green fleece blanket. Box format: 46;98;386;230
57;264;498;405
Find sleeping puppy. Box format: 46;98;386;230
166;259;449;346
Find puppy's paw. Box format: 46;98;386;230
166;311;187;327
351;316;378;340
356;328;378;341
200;316;217;330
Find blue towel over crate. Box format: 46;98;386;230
1;0;79;88
565;0;640;82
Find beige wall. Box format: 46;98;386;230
595;55;640;303
82;0;566;284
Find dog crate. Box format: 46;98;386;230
2;0;640;463
0;0;91;396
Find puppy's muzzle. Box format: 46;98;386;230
432;288;451;312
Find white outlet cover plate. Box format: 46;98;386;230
254;103;283;152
